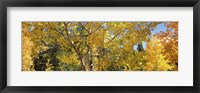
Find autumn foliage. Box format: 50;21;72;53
22;22;178;71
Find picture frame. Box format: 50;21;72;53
0;0;199;93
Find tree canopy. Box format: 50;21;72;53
22;22;178;71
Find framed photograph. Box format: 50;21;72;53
0;0;199;93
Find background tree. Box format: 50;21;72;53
156;22;178;70
144;35;171;71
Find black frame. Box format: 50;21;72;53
0;0;199;93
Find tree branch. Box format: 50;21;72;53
55;22;86;71
79;22;90;34
105;22;125;45
105;30;124;46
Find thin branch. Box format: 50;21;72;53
105;30;124;45
63;22;86;71
142;24;151;32
90;22;104;35
105;22;124;45
95;22;103;31
63;22;70;37
79;22;90;34
54;24;76;53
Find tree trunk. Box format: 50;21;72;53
82;52;93;71
79;56;86;71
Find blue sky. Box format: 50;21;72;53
133;23;167;51
107;22;168;51
152;23;167;34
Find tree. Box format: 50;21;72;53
144;35;171;71
22;22;176;71
22;23;34;71
156;22;178;71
